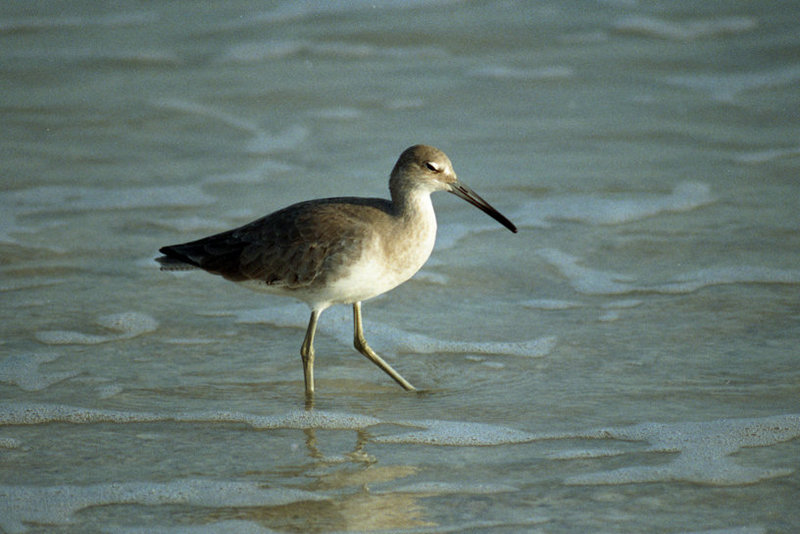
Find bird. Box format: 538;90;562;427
156;144;517;398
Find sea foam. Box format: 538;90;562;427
666;65;800;102
733;145;800;164
220;39;447;63
229;304;555;358
380;481;518;495
563;414;800;486
613;15;756;41
434;182;713;250
512;182;713;228
0;352;79;391
2;402;796;489
36;312;158;345
0;185;212;244
536;249;800;295
0;402;381;431
0;480;324;534
5;185;213;213
373;419;539;446
469;65;574;81
112;521;278;534
0;12;157;32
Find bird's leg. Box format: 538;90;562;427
301;310;319;398
352;302;416;391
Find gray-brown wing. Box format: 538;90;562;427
158;198;391;288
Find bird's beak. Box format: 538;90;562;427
448;180;518;233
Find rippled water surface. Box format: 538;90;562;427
2;1;800;532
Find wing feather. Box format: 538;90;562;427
157;197;393;289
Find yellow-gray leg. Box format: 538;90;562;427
352;301;415;391
301;310;319;397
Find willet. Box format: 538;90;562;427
157;145;517;397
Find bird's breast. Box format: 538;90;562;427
319;202;437;305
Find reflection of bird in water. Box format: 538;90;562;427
304;428;375;464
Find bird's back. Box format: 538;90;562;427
157;197;395;290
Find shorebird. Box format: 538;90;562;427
157;145;517;397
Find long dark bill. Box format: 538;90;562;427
449;181;518;233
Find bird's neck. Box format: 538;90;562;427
392;187;436;227
384;188;438;278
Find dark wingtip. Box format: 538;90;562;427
156;245;200;270
155;253;197;271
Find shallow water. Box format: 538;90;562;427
2;1;800;532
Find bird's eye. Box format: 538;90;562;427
425;161;440;172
